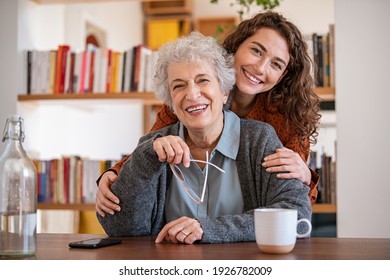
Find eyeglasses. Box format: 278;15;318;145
169;151;225;204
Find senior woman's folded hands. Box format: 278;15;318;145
155;216;203;244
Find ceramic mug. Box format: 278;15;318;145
254;208;312;254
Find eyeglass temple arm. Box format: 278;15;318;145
199;151;209;203
189;159;225;173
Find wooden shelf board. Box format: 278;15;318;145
18;92;162;103
312;203;336;214
38;203;95;211
143;0;192;15
19;88;334;102
314;87;335;101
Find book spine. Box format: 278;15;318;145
27;50;32;94
88;51;95;93
79;51;87;94
106;49;112;92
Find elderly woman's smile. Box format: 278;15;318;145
168;61;227;139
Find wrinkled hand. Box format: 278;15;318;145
95;171;121;217
155;216;203;244
262;147;311;185
153;135;191;167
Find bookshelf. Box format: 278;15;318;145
17;87;333;135
194;16;238;43
37;203;336;214
143;1;193;51
144;15;192;50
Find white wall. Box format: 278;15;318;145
193;0;334;34
64;2;143;51
14;0;145;160
17;0;66;93
17;99;143;160
336;0;390;237
0;0;18;153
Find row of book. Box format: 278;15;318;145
26;25;334;95
309;150;336;204
306;24;335;88
26;44;158;95
34;156;118;204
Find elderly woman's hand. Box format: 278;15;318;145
153;135;192;167
155;216;203;244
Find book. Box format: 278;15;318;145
328;24;335;88
63;50;72;93
132;45;142;91
316;34;324;87
92;47;102;93
83;44;95;93
78;51;87;93
322;34;330;87
145;49;158;92
99;48;110;93
105;48;112;92
123;48;133;92
48;50;57;94
67;52;75;93
54;45;70;94
88;50;95;93
147;19;181;50
49;159;58;203
130;46;137;91
62;156;70;204
109;51;117;93
312;33;319;86
137;46;153;92
121;51;127;92
73;52;83;94
26;50;32;94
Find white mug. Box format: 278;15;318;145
254;208;312;254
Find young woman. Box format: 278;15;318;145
96;11;321;217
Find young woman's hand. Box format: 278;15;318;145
262;147;311;185
95;171;121;217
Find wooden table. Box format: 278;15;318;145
25;234;390;260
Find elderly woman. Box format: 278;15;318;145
97;32;311;244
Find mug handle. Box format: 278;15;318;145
296;218;312;238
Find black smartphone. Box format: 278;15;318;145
69;238;121;249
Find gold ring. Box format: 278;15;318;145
181;230;189;236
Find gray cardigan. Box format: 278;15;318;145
97;118;312;243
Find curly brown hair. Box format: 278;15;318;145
223;11;321;148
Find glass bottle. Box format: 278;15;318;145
0;115;37;257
